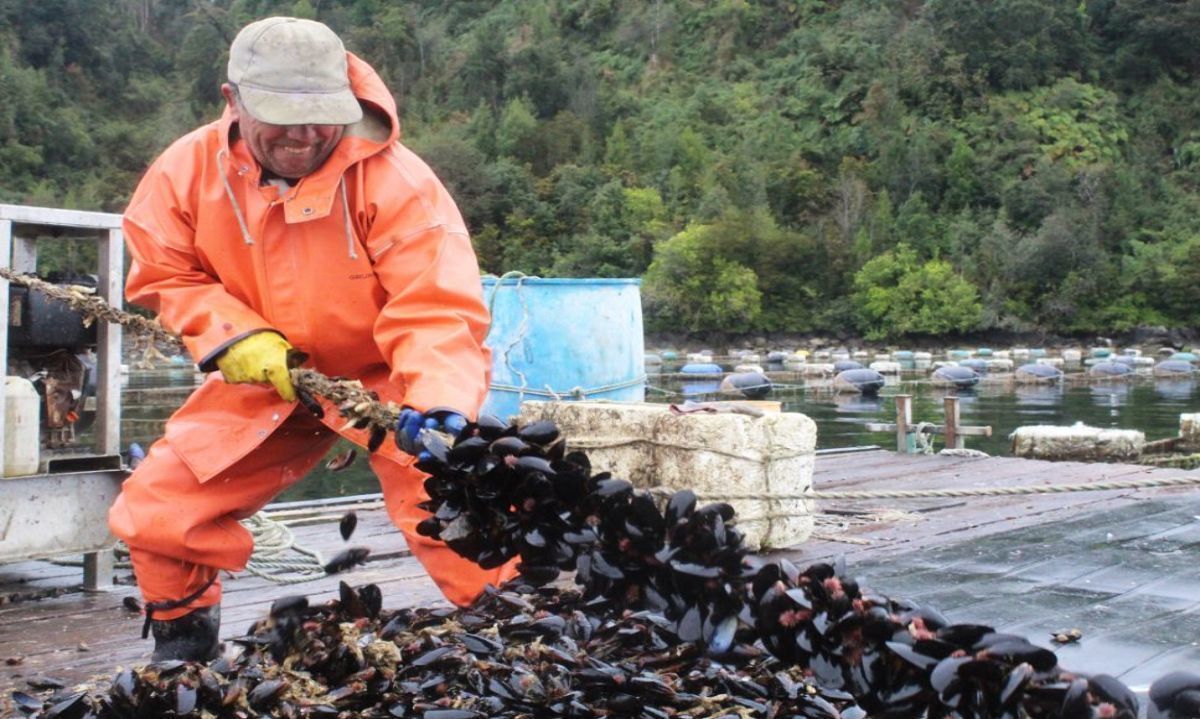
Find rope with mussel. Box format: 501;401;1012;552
0;268;399;434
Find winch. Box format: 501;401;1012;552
7;271;98;449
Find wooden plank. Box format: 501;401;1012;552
944;396;960;449
895;394;911;453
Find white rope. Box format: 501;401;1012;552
912;421;936;455
69;512;332;585
564;436;813;462
646;473;1200;501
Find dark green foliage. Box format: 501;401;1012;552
2;0;1198;336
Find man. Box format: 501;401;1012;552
108;16;512;662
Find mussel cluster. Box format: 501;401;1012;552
414;415;749;657
10;418;1200;718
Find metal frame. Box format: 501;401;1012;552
0;204;126;590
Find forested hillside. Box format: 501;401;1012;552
3;0;1200;339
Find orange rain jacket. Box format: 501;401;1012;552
123;53;491;479
117;53;505;607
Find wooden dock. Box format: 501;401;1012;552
2;449;1200;699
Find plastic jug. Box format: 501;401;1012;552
4;376;40;477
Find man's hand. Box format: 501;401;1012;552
395;407;467;460
215;331;296;402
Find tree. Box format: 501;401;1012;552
853;244;982;339
643;224;762;333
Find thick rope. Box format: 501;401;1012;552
565;436;813;462
490;374;649;400
911;421;936;455
237;513;327;584
0;267;178;346
646;473;1200;501
484;271;534;402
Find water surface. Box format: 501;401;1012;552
121;363;1199;502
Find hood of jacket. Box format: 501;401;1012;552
218;52;399;226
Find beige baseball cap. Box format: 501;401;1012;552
227;17;363;126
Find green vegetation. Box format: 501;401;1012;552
3;0;1200;338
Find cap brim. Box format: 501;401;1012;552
238;86;363;125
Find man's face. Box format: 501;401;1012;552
222;84;345;180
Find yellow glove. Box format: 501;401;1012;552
215;331;296;402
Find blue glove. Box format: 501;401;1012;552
395;407;467;460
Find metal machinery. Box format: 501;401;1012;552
0;204;125;590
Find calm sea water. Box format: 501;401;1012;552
120;363;1199;502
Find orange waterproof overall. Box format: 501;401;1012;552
108;53;513;619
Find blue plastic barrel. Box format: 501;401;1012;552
480;277;645;421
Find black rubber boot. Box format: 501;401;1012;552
150;605;221;662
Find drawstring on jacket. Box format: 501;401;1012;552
217;148;359;259
217;148;256;246
340;179;358;260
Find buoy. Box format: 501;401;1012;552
1154;360;1195;377
720;372;772;399
1016;363;1064;384
680;362;723;377
1089;361;1133;378
833;368;886;394
869;361;901;374
959;359;989;373
932;365;980;389
4;377;40;477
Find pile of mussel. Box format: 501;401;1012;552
10;417;1200;718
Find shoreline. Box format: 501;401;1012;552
645;325;1198;355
